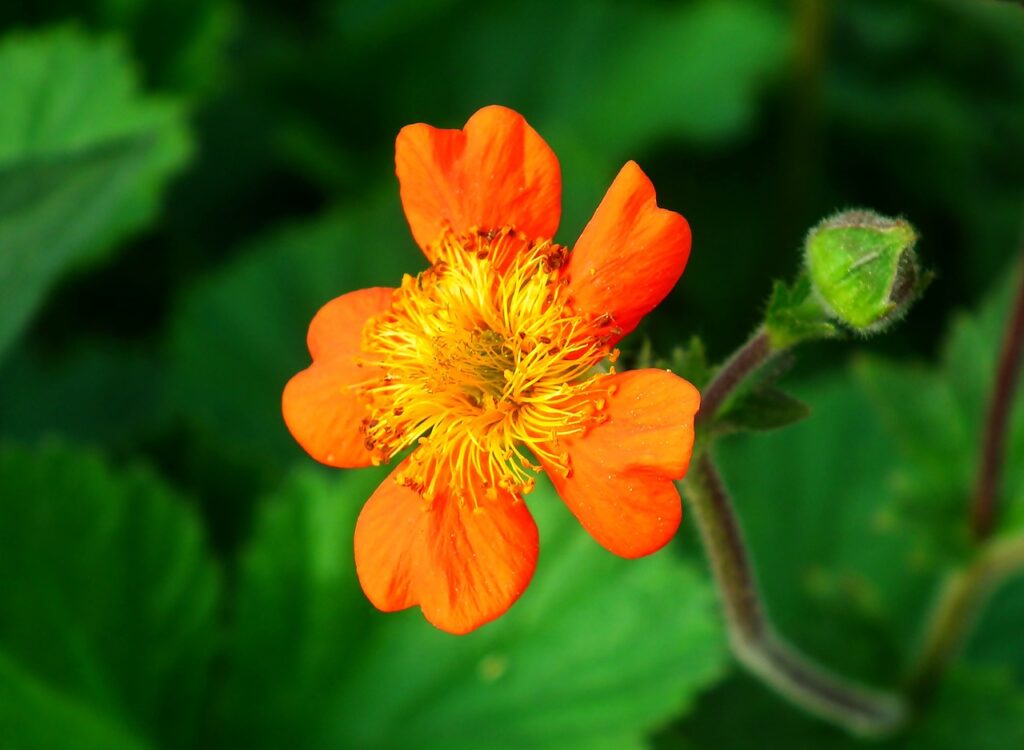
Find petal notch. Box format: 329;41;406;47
355;463;540;634
396;105;562;254
568;161;691;341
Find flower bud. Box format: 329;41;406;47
805;210;921;333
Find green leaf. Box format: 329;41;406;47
764;275;841;348
0;138;149;359
714;385;812;435
657;672;864;750
0;27;191;224
662;666;1024;750
566;0;790;154
168;194;423;469
966;573;1024;683
905;667;1024;750
536;0;790;231
0;27;190;359
0;651;152;750
0;444;219;750
220;467;727;750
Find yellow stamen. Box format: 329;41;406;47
356;226;616;504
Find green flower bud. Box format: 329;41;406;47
805;210;921;333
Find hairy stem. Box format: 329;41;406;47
971;257;1024;540
681;454;907;736
697;329;773;429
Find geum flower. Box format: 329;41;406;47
283;106;699;634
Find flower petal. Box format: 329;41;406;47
284;287;394;467
282;357;371;468
396;105;561;253
568;161;691;341
540;369;700;558
307;286;395;361
355;462;539;634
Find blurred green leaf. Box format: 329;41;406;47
0;138;150;360
905;666;1024;750
661;665;1024;750
0;27;190;254
566;0;789;155
537;0;790;232
966;573;1024;682
0;27;190;359
0;444;219;750
657;671;863;750
168;194;423;468
220;467;727;749
855;266;1024;561
0;651;152;750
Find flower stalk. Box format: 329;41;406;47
686;324;902;727
681;454;907;736
970;255;1024;540
696;329;774;429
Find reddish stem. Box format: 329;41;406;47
971;257;1024;540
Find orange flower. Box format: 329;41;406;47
283;106;699;634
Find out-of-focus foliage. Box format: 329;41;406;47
0;445;218;750
0;29;189;358
659;665;1024;750
0;649;151;750
0;0;1022;748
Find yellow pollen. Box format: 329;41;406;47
356;226;615;505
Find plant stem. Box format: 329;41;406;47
906;534;1024;701
971;257;1024;540
697;329;773;429
681;454;907;736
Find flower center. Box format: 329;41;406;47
356;226;618;504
